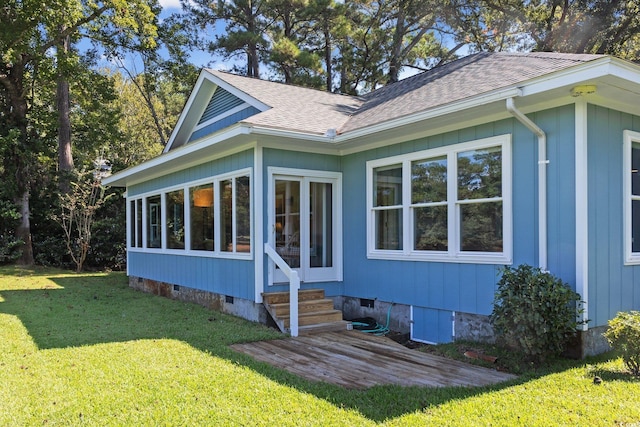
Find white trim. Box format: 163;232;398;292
254;144;264;303
125;167;254;261
575;100;589;330
163;70;270;153
623;130;640;265
193;103;252;132
366;135;513;264
266;167;343;284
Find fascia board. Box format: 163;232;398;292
516;57;638;97
103;125;251;187
163;70;215;153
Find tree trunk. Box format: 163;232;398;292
2;57;35;265
57;33;74;193
324;20;332;92
15;189;34;266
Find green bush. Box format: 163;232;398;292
603;311;640;376
490;264;585;363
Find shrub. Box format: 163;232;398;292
490;264;585;363
603;311;640;376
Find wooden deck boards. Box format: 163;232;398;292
230;330;516;389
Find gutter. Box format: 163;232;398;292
506;98;548;271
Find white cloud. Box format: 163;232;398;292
158;0;182;10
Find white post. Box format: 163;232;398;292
290;271;300;337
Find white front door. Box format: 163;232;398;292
269;168;342;284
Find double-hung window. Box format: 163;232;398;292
624;130;640;264
367;135;512;264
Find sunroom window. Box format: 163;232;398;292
190;184;214;251
166;190;185;249
147;195;161;248
128;168;252;257
367;135;512;264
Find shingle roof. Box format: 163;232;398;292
339;51;604;133
207;70;363;135
209;52;605;137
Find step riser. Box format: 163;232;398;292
263;289;345;334
271;300;335;316
262;289;326;305
284;312;343;327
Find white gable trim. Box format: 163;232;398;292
193;102;252;132
163;70;270;153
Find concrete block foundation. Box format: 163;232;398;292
129;276;267;324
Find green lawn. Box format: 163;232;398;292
1;266;639;426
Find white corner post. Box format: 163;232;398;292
574;99;589;331
506;98;548;271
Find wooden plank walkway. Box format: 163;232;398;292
230;330;516;389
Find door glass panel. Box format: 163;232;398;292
310;182;332;268
275;180;300;268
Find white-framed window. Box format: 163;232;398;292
623;130;640;264
366;135;512;264
127;168;252;258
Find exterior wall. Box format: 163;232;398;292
127;149;255;301
587;105;640;327
260;148;345;297
340;105;578;343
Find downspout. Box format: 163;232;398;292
506;98;548;271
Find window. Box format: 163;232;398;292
367;135;512;264
220;175;251;253
166;190;185;249
147;195;161;248
129;199;143;248
190;184;214;251
624;130;640;264
128;168;252;257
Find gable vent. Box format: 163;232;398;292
198;88;245;125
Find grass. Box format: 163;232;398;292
0;265;639;426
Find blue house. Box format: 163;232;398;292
103;52;640;356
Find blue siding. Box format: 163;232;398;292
541;105;577;285
412;307;453;343
128;252;255;300
129;149;254;196
341;107;579;343
588;105;640;327
198;88;245;125
189;106;260;142
126;149;255;300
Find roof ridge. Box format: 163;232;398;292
207;69;361;101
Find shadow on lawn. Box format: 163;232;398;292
0;269;616;422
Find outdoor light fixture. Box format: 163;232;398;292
570;85;597;97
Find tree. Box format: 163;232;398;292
444;0;640;58
56;168;110;272
183;0;269;77
0;0;158;265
